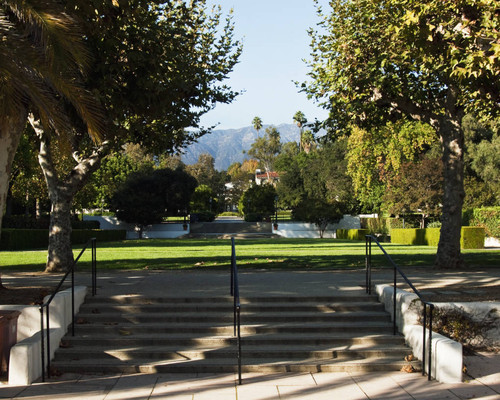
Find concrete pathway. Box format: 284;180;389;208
1;269;499;399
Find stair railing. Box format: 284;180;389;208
230;237;242;385
39;237;97;382
365;235;434;380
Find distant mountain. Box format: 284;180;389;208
181;124;302;171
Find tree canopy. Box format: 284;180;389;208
304;0;500;268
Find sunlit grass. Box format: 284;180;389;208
1;238;498;272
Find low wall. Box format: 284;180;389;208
274;215;361;239
0;286;87;385
83;216;188;239
376;284;463;383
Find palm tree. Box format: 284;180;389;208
293;111;307;152
252;116;263;137
0;1;104;280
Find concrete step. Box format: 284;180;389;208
72;321;395;335
51;357;420;374
83;295;380;305
62;333;406;347
74;311;391;324
55;348;412;364
79;301;384;313
53;294;418;376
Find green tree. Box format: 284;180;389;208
247;126;282;175
346;121;438;212
239;184;277;220
111;168;196;238
190;184;217;213
30;0;241;271
292;198;343;239
252;116;263;137
305;0;499;268
0;0;104;245
383;157;444;228
293;111;307;152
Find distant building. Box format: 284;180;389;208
255;169;279;186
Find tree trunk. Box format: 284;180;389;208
31;116;107;272
434;116;465;269
0;112;28;288
46;193;74;272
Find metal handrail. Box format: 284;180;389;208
365;235;434;380
40;237;97;382
230;237;242;385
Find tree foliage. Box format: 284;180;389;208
305;0;500;268
239;184;276;219
110;168;196;238
247;126;282;173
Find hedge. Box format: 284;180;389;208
463;207;500;239
2;216;100;230
0;229;126;250
336;229;370;241
391;227;485;249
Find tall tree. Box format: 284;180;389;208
252;116;263;138
305;0;499;268
247;126;282;177
32;0;241;271
0;0;104;241
293;111;307;152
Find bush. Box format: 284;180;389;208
336;229;370;241
244;212;264;222
190;211;216;223
391;227;484;249
463;207;500;238
0;229;126;250
461;227;486;249
2;216;100;230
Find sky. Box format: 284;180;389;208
201;0;329;130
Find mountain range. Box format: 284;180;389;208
181;124;302;171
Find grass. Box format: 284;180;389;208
1;238;499;272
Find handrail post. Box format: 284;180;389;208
92;238;97;296
72;265;75;337
40;307;45;382
428;304;434;380
46;306;51;378
393;264;397;335
237;305;242;385
422;303;427;377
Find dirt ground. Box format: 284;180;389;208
0;286;52;305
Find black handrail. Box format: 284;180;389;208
365;235;434;381
40;237;97;382
230;237;242;385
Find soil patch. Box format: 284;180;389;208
0;286;52;305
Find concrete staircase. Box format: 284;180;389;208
51;295;420;374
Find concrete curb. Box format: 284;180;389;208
0;286;87;385
375;284;463;383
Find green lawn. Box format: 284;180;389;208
1;238;499;272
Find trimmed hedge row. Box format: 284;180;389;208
463;207;500;239
2;216;100;230
336;229;370;241
0;229;126;250
391;227;485;249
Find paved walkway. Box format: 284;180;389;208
1;269;499;399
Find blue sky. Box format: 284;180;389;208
201;0;329;130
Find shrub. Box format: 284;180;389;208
464;207;500;238
0;229;126;250
244;213;264;222
391;227;484;249
461;227;485;249
190;211;216;223
336;229;370;240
